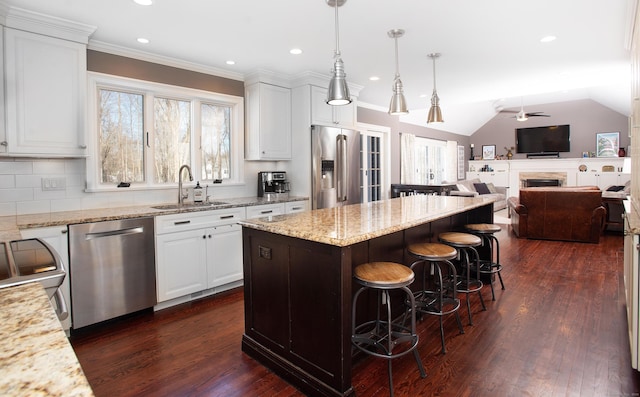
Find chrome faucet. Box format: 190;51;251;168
178;164;193;204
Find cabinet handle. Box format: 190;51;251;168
61;230;67;234
261;210;273;214
0;141;7;146
202;235;206;239
146;132;150;148
208;234;212;238
174;220;191;225
220;215;234;219
78;144;87;149
291;207;301;211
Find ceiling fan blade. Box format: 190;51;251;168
499;109;519;114
528;114;551;117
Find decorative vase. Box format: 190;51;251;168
618;147;626;157
506;150;513;160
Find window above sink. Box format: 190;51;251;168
85;73;245;192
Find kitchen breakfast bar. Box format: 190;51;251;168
240;194;496;397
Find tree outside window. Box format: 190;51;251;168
98;89;144;184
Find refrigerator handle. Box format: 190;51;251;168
337;134;348;202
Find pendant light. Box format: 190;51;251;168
427;53;444;123
326;0;351;106
388;29;408;115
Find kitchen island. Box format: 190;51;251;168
240;194;495;396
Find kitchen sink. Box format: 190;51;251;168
152;202;228;210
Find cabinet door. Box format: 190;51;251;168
20;226;71;330
577;172;598;187
245;82;291;160
310;85;356;127
208;223;243;287
156;229;208;302
488;172;509;187
4;28;86;157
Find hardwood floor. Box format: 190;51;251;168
70;223;640;396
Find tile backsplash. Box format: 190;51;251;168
0;158;234;217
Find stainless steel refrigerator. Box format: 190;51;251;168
311;125;361;209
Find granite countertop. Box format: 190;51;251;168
0;196;308;243
239;195;496;247
0;282;94;396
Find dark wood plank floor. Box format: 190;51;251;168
70;223;640;396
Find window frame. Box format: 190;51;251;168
86;72;244;192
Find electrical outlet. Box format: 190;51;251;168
41;177;66;191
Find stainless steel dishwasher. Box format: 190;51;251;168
69;217;156;328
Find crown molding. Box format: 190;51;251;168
4;5;96;44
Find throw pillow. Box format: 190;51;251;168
606;185;624;192
486;182;498;194
474;182;491;195
456;183;469;192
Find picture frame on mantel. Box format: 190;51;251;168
482;145;496;160
596;132;619;157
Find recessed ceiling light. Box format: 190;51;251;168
134;0;153;5
226;60;236;65
540;35;557;43
137;38;149;44
369;76;380;81
290;48;303;55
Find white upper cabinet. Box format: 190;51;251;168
4;28;88;157
0;6;95;158
245;82;292;160
310;85;356;128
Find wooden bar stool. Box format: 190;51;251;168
352;262;426;396
438;232;487;325
406;242;465;354
465;223;505;301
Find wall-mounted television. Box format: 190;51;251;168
516;124;570;155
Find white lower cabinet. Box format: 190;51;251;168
155;207;245;303
155;228;208;301
208;223;244;287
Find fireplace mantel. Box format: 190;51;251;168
468;157;629;196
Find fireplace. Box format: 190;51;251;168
519;172;567;188
524;179;562;187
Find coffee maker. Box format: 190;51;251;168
257;171;290;198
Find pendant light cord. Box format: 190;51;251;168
432;57;437;91
394;36;400;79
334;2;341;58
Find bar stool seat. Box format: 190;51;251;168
438;232;487;325
406;242;464;354
352;262;426;396
465;223;505;301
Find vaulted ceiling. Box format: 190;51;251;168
4;0;635;135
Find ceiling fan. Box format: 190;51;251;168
499;99;551;121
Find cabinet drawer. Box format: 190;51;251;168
155;207;246;234
285;200;309;214
246;203;285;219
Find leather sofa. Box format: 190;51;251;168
507;186;606;243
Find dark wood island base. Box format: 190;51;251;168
240;196;494;396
